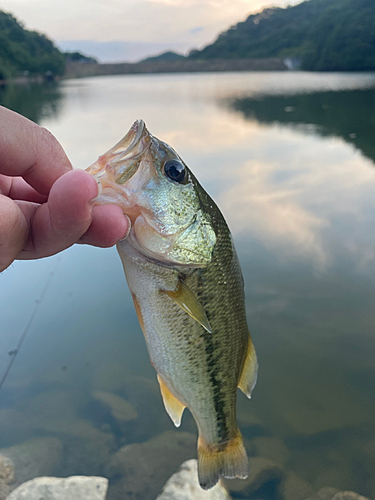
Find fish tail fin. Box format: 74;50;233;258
197;428;249;490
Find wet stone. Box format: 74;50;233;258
6;475;108;500
0;480;10;500
0;437;62;491
106;430;196;500
0;454;15;484
331;493;370;500
156;459;232;500
305;488;342;500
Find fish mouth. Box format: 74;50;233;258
86;119;151;186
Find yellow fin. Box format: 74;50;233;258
198;429;249;490
238;337;258;399
157;374;186;427
163;279;212;333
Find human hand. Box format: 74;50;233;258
0;106;130;272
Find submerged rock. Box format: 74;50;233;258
106;430;196;500
0;454;14;484
305;488;370;500
224;456;285;497
279;471;313;500
252;436;291;466
331;493;369;500
0;454;15;499
6;475;108;500
304;488;339;500
42;418;115;477
0;480;10;500
119;376;175;442
313;463;353;493
156;459;232;500
0;437;62;490
93;391;138;422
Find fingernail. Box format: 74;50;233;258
90;176;102;202
119;215;131;241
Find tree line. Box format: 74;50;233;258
189;0;375;71
1;0;375;79
0;11;65;80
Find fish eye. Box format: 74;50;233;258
164;159;186;184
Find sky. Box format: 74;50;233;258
2;0;301;62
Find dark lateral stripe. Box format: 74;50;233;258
198;272;230;444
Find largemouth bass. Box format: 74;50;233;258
86;121;258;489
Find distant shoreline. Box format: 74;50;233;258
63;58;288;79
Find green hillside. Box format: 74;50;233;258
141;51;185;63
190;0;375;71
0;11;65;80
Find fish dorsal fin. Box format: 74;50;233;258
157;374;186;427
162;279;212;333
238;337;258;399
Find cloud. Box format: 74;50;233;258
221;159;329;266
1;0;301;61
189;26;204;34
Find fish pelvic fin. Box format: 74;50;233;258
197;429;249;490
238;336;258;399
162;279;212;333
157;374;186;427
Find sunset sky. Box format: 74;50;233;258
2;0;301;62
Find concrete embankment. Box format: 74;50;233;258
64;58;287;79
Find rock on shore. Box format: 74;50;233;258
6;476;108;500
156;459;231;500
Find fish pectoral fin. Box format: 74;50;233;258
157;374;186;427
162;279;212;333
238;336;258;399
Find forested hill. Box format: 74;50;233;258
0;11;65;80
190;0;375;71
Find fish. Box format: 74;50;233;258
86;120;258;489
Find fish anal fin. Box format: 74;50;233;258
157;374;186;427
162;279;212;333
238;337;258;399
198;429;249;490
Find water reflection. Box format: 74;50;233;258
227;88;375;164
0;81;64;122
1;73;375;499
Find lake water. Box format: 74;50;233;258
1;72;375;499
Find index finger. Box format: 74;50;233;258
0;106;72;195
